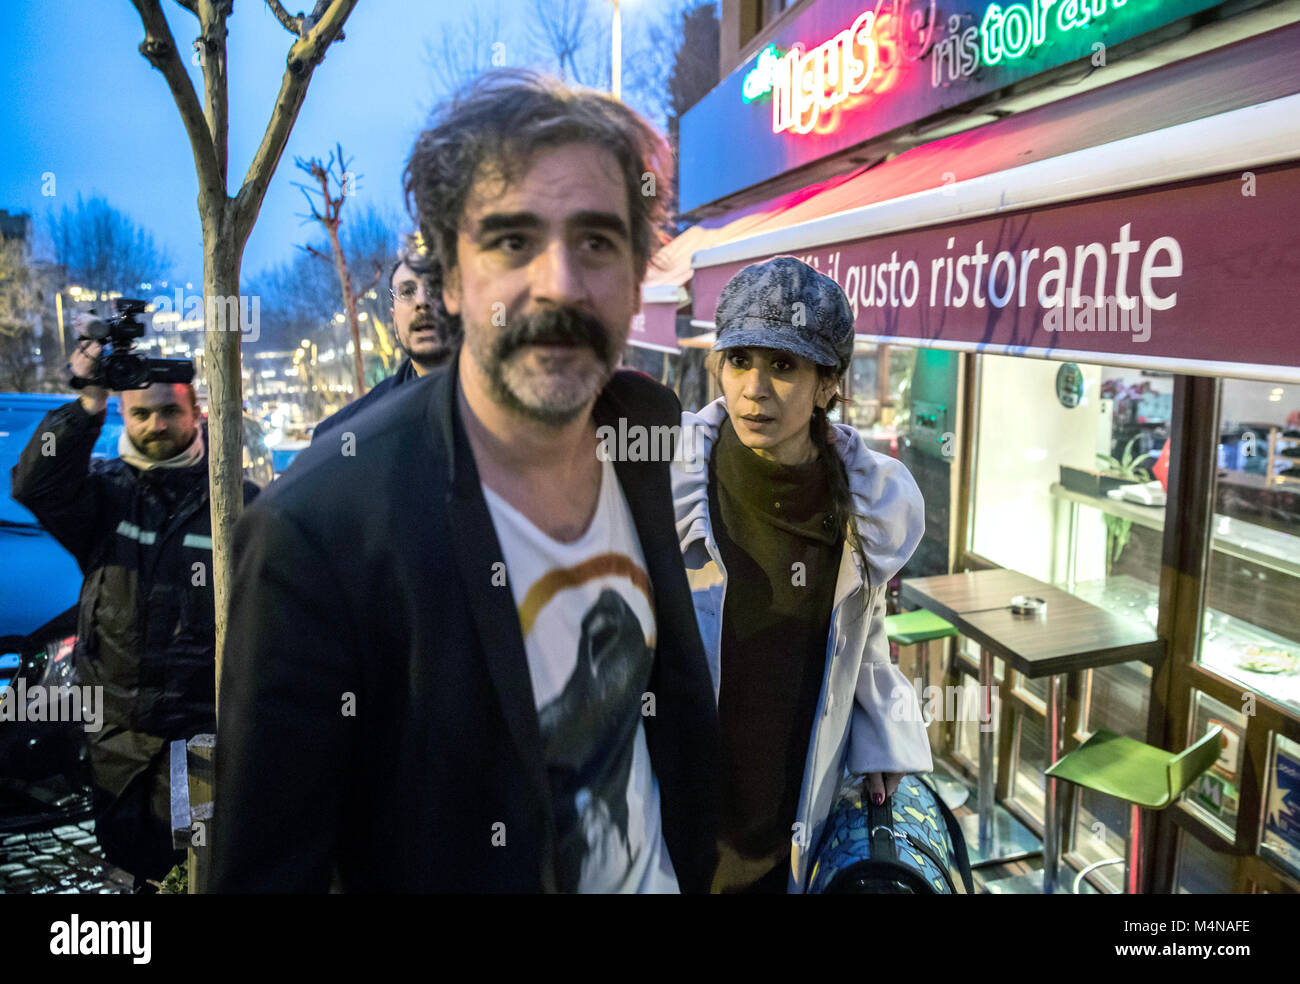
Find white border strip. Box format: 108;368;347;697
687;321;1300;382
691;94;1300;269
626;338;681;355
641;284;688;305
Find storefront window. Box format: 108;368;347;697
843;344;917;434
970;355;1176;890
971;354;1173;630
1197;378;1300;714
953;686;984;775
843;348;879;430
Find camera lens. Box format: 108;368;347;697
104;354;149;391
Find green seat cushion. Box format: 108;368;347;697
1045;730;1176;809
885;609;958;646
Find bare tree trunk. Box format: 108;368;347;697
129;0;359;714
325;221;365;395
296;147;367;396
203;203;243;691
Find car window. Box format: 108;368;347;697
1;398;122;525
1;404;57;526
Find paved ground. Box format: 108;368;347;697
0;821;134;894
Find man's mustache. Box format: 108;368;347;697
493;307;612;366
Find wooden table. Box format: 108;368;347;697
900;568;1164;892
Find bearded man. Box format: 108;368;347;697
211;71;720;893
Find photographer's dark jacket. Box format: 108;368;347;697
212;361;721;893
10;399;260;793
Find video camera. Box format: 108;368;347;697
67;298;196;392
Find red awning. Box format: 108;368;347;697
628;296;682;354
677;21;1300;380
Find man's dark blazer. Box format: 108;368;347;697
310;356;420;444
212;355;720;892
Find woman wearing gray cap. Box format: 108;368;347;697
672;255;932;894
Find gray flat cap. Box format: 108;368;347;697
712;256;855;372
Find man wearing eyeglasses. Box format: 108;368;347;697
312;249;460;442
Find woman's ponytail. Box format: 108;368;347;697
810;384;869;588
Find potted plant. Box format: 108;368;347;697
1095;435;1159;569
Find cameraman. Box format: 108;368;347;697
10;319;259;890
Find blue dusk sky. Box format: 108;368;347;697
0;0;666;287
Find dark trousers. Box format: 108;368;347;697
93;754;184;883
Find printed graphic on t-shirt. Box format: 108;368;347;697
538;583;651;890
482;457;678;893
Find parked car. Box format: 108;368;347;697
270;439;310;477
0;394;124;640
0;394;122;825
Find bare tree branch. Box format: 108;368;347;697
233;0;358;246
129;0;222;203
532;0;594;84
48;193;172;299
425;1;508;98
263;0;302;35
198;1;234;186
359;261;383;295
174;0;198;15
292;180;326;223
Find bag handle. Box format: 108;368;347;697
866;790;898;867
865;786;959;894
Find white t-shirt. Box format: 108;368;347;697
482;455;679;894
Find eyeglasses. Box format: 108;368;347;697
390;281;422;305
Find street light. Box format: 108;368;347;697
54;292;66;361
607;0;621;100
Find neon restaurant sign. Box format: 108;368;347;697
742;11;880;134
742;0;1139;134
683;0;1227;210
981;0;1130;65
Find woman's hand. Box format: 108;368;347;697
863;771;904;805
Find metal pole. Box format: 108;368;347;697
978;645;994;853
917;641;932;725
1044;673;1063;893
1125;804;1144;894
1065;500;1078;592
55;292;67;362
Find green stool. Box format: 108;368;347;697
1044;725;1223;893
885;610;967;809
